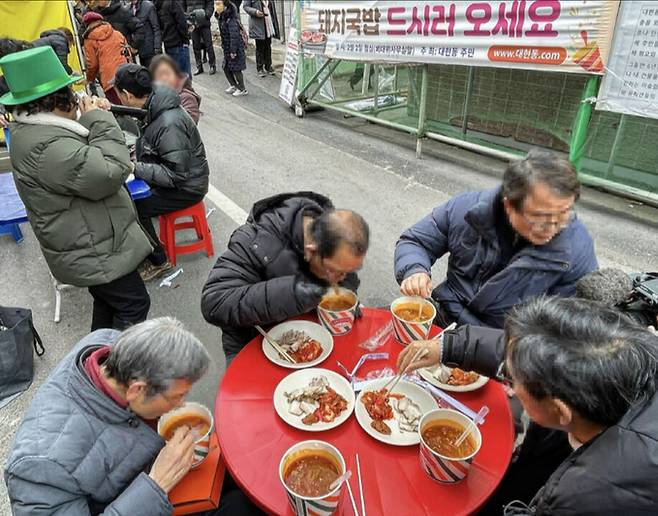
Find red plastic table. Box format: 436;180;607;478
215;308;514;516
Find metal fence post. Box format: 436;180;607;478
461;67;475;135
605;114;627;179
416;65;429;158
569;75;600;169
372;64;380;115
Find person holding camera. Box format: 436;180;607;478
184;0;216;75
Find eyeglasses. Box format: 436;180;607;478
496;361;514;390
520;207;576;231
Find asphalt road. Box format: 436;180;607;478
0;56;656;512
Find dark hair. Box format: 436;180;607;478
505;296;658;427
0;37;33;59
149;53;182;77
10;85;77;116
117;66;152;98
309;209;370;259
503;149;581;211
57;27;76;45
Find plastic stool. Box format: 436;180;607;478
159;201;214;266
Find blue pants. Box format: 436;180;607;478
165;45;192;77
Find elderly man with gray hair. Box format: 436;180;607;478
394;149;598;329
4;318;262;515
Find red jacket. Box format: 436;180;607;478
83;22;130;91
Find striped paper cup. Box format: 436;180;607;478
390;296;436;345
317;288;359;336
157;402;214;469
418;409;482;484
279;440;346;516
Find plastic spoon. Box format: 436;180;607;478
454;406;489;447
329;470;352;491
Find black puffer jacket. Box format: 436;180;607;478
132;0;162;58
218;2;245;72
201;192;360;358
155;0;189;49
134;85;209;196
32;30;71;73
95;0;145;49
183;0;214;28
443;325;658;515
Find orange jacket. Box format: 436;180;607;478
83;22;130;91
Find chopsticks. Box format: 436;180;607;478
254;325;296;364
346;454;366;516
382;346;429;394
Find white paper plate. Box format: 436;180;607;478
273;368;355;432
355;378;438;446
261;321;333;369
418;366;489;392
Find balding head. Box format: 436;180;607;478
305;209;369;284
309;209;370;259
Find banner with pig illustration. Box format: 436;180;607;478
299;1;619;74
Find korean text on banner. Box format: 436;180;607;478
598;2;658;120
300;1;619;74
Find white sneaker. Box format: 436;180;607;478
225;85;237;94
232;89;248;97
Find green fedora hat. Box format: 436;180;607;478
0;46;81;106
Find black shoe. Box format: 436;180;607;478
209;65;216;75
194;66;204;76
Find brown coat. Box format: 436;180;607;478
83;22;130;91
176;74;201;124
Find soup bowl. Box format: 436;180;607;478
418;408;482;484
390;296;436;345
317;288;359;336
279;440;346;516
158;402;214;468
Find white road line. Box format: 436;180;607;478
206;184;248;224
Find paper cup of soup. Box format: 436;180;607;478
418;409;482;484
158;402;214;468
390;296;436;345
279;440;346;516
317;288;359;336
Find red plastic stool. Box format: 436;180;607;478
159;201;214;266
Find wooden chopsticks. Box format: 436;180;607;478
255;325;296;364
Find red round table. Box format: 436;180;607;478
215;308;514;516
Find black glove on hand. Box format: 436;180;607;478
294;280;326;312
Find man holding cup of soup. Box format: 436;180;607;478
398;297;658;514
394;149;598;329
201;192;370;364
5;318;262;515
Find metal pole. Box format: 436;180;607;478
297;58;336;100
308;99;420;134
362;63;371;95
569;75;600;169
304;59;341;102
372;64;380;115
416;64;429;158
461;67;475;135
393;65;399;92
604;114;626;179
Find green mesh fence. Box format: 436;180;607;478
581;112;658;194
298;56;658;199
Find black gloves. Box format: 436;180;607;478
294;280;326;312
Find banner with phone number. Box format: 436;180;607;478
300;0;619;74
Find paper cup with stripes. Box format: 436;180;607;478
279;440;346;516
317;288;359;336
157;402;214;469
418;409;482;484
390;296;436;345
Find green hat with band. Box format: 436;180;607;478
0;46;81;106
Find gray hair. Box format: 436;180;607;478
503;148;581;211
576;268;633;306
505;296;658;426
104;317;211;397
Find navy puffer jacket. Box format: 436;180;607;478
394;187;598;328
218;3;246;72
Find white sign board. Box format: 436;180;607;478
597;1;658;119
279;28;300;106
